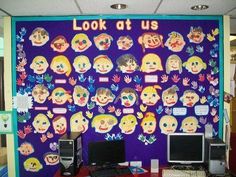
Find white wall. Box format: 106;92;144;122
0;37;3;57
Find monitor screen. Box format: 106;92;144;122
88;140;125;166
167;133;204;164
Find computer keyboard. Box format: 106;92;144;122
89;167;132;177
162;169;206;177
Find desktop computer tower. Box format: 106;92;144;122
59;132;82;176
205;138;226;175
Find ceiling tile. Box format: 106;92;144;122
156;0;236;15
228;8;236;17
76;0;161;14
0;0;81;16
0;10;7;16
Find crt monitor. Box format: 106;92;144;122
88;140;125;166
167;133;205;164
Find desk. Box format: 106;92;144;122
54;166;162;177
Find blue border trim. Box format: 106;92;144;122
218;16;224;139
12;14;222;22
11;18;20;177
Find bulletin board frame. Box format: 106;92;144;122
11;15;224;177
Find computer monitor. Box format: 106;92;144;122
167;133;205;164
88;140;125;166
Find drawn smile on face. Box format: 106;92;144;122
53;116;67;135
119;115;137;134
91;114;118;133
70;112;89;133
159;115;178;135
93;55;113;74
121;93;136;107
71;33;92;52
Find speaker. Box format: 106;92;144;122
205;138;226;175
151;159;159;173
59;132;82;176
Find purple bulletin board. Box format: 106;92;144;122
12;15;223;177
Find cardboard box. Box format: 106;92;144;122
0;147;7;166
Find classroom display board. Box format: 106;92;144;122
12;16;223;177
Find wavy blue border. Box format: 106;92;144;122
12;15;223;22
218;16;224;138
11;15;224;177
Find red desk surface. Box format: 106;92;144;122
54;166;163;177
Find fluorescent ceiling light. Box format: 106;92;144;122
110;4;127;10
191;4;209;11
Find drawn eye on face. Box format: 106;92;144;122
128;95;134;101
108;119;114;125
55;92;65;97
122;96;128;100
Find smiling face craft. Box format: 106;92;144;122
162;85;179;107
24;157;43;172
117;35;133;50
43;152;59;166
180;90;199;107
71;33;92;52
93;55;113;74
32;113;50;134
91;87;115;107
73;85;89;107
119;114;137;135
18;142;34;156
138;32;164;52
48;87;72;105
115;87;138;107
159;115;178;135
183;56;207;74
187;26;205;44
73;55;91;74
165;31;186;52
70;112;89;133
180;116;200;133
29;27;49;47
30;56;49;75
94;33;113;50
141;112;157;134
50;35;69;53
50;55;72;77
32;84;49;104
116;54;139;74
165;54;182;74
91;114;118;133
140;53;163;73
140;85;162;106
52;115;67;135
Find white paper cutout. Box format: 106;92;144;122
172;107;187;116
13;93;33;113
194;105;209;116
